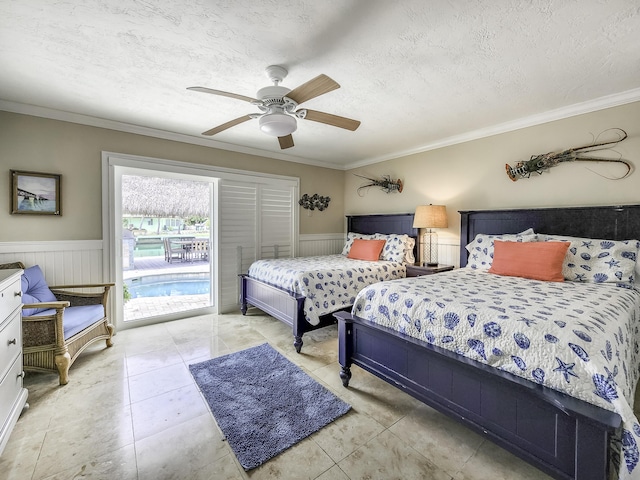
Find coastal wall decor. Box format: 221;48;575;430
505;128;631;181
354;174;403;196
11;170;62;215
299;193;330;211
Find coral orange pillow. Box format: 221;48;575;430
347;239;386;261
489;240;570;282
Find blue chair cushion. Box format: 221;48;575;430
22;265;58;316
61;305;105;340
26;305;105;339
31;305;104;340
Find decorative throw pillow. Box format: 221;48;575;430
543;234;640;284
341;232;375;256
21;265;58;316
374;233;409;263
465;229;537;270
404;237;416;264
347;239;386;261
489;240;569;282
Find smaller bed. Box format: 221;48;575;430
240;213;417;352
335;204;640;480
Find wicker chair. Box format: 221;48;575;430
0;261;115;385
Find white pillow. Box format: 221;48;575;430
374;233;410;263
543;234;640;285
404;237;416;264
343;232;415;263
465;229;537;270
341;232;375;256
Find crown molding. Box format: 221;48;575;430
344;87;640;170
0;100;342;170
3;87;639;172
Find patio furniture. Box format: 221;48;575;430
190;239;209;261
165;237;200;263
165;237;191;263
0;261;114;385
164;237;184;263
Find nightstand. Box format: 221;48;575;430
406;264;454;277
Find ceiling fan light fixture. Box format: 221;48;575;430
259;112;297;137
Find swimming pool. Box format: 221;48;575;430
126;273;210;298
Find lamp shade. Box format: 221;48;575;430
413;204;448;229
259;112;297;137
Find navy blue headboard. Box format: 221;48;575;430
459;204;640;267
346;213;418;260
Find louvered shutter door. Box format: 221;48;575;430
259;186;295;259
218;181;257;312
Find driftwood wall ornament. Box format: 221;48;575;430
354;174;403;196
505;128;631;181
299;193;330;211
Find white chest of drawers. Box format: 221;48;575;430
0;269;28;456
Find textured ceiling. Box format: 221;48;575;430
1;0;639;169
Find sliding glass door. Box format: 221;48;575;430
120;173;213;324
102;152;298;330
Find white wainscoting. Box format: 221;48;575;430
298;233;345;257
0;241;104;285
438;242;462;269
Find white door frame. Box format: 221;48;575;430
101;151;299;330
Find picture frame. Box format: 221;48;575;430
11;170;62;215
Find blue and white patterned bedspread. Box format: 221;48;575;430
352;269;640;479
248;254;405;326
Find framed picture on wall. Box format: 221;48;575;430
11;170;62;215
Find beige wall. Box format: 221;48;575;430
0;111;345;241
3;102;638;245
346;101;640;244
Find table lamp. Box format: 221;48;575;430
413;205;448;266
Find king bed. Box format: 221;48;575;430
240;213;417;352
335;204;640;480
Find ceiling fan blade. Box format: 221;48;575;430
303;109;361;131
278;134;294;149
187;86;258;104
202;115;253;136
285;74;340;105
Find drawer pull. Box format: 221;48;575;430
14;291;22;297
17;372;24;379
8;338;17;345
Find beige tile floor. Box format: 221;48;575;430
0;310;553;480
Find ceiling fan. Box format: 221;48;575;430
187;65;361;149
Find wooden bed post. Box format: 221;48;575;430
335;312;353;387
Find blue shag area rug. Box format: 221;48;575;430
189;343;351;470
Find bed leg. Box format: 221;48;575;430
340;366;352;387
336;313;354;387
239;274;248;315
293;310;306;353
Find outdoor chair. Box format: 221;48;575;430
165;238;185;263
191;239;209;261
0;261;114;385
